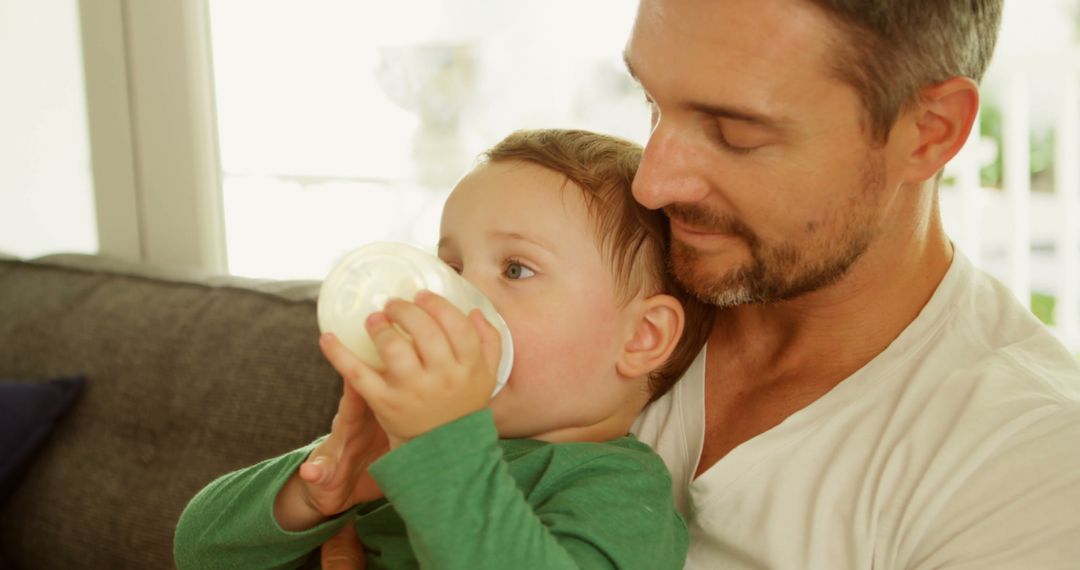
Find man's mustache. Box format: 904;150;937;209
663;203;759;247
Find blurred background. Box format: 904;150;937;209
1;0;1078;352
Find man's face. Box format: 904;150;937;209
625;0;895;308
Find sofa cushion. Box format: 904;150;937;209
0;255;340;569
0;376;84;507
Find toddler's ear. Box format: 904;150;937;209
616;294;685;380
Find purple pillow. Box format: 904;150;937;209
0;376;85;507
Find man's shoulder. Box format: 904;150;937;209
941;317;1080;405
917;327;1080;441
904;312;1080;475
933;261;1080;403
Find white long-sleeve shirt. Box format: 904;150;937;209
633;252;1080;569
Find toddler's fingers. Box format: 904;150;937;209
320;333;368;379
366;312;422;383
469;309;502;375
415;291;479;364
321;332;389;400
337;348;390;405
383;297;454;368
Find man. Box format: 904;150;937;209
322;1;1079;567
626;0;1080;568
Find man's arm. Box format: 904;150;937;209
320;520;366;570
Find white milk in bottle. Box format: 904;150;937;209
317;242;513;396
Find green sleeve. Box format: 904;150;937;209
369;410;688;569
173;437;354;570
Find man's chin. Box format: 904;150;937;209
671;259;752;308
671;243;734;294
687;279;757;309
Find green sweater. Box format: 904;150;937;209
174;410;687;569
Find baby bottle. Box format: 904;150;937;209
317;241;513;397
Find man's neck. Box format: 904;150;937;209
715;218;952;386
695;209;954;474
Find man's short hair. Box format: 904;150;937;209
482;129;713;400
808;0;1004;144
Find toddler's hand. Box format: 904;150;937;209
296;335;391;516
338;290;502;448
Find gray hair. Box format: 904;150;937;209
808;0;1004;144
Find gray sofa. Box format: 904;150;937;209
0;253;343;568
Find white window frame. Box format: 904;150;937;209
79;0;225;273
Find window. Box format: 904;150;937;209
938;0;1080;345
0;0;96;258
208;0;647;280
207;0;1080;350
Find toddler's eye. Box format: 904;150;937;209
504;259;535;280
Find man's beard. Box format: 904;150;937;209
667;157;884;309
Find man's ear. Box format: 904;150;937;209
898;76;980;183
616;294;684;380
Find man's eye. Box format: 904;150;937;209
717;130;756;155
504;259;536;280
713;120;767;155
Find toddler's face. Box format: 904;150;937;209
439;160;640;441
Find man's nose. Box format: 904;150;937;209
632;125;710;210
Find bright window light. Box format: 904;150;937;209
208;0;648;280
0;0;96;259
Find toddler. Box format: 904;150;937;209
174;129;713;569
